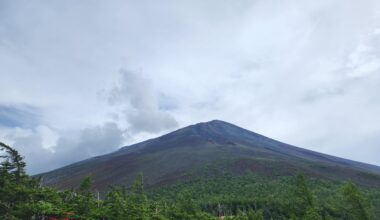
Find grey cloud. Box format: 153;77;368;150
1;0;380;173
344;29;380;78
127;109;178;133
11;134;52;174
158;94;179;111
3;126;56;174
301;88;345;103
4;122;124;174
109;69;156;109
52;122;124;164
109;69;178;133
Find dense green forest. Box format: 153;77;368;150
1;142;379;219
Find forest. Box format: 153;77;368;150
1;141;378;220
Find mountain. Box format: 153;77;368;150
38;120;380;192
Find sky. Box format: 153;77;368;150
1;0;380;174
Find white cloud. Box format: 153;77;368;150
0;122;124;174
108;70;178;133
1;0;380;173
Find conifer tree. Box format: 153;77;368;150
287;174;325;219
104;186;128;219
128;173;149;220
340;182;373;220
74;176;98;218
0;142;33;219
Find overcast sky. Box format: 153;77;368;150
1;0;380;174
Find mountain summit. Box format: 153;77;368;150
39;120;380;192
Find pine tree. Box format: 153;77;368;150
74;176;98;219
128;173;149;220
339;182;373;220
287;174;325;219
0;142;34;219
104;186;128;219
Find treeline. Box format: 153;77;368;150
152;174;377;220
0;142;377;219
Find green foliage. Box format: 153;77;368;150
74;176;100;218
150;172;378;219
230;209;264;220
79;175;93;193
169;189;215;219
127;173;149;219
0;142;40;219
338;182;373;220
303;207;322;220
247;209;264;220
290;174;321;219
104;186;128;219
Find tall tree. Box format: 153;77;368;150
128;173;149;220
104;186;128;219
290;174;322;219
339;182;373;220
0;142;32;218
74;176;99;219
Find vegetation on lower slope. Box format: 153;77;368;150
151;172;380;219
1;142;380;219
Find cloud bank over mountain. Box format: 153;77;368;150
1;0;380;173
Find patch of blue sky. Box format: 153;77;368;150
0;104;40;129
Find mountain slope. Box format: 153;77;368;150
38;120;380;192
